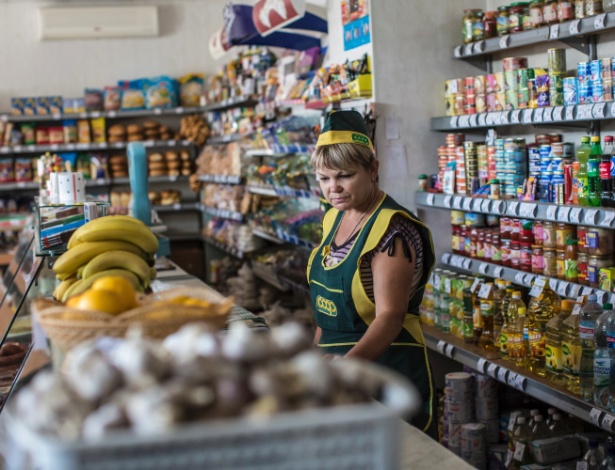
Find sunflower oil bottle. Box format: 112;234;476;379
594;303;613;409
545;300;575;385
579;294;603;402
448;274;461;338
480;282;496;350
493;279;506;347
526;278;561;377
503;291;526;363
562;299;584;395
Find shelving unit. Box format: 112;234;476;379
202;96;258;113
200;206;244;222
246;184;321;199
198;174;243;185
201;235;245;260
154;202;201;213
0;139;195;155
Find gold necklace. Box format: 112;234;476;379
331;190;379;247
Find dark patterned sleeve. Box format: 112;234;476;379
365;214;423;268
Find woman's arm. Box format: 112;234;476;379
313;326;322;345
344;236;416;361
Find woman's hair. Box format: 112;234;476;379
311;143;376;171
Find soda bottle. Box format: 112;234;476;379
594;303;614;408
601;135;614;207
588;136;603;207
562;300;583;394
580;294;603;402
577;136;592;206
493;279;506;345
527;279;561;377
546;300;575;384
580;439;603;470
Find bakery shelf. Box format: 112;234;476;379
201;235;245;259
246;184;321;199
440;251;615;305
0;140;194;155
278;275;310;295
200;205;244;222
0;106;208;123
198;174;243;185
252;228;285;245
202;95;258;112
431;102;615;131
153;202;201;213
250;261;289;292
277;230;316;250
415;191;615;230
207;134;245;145
246;185;278;196
453;13;615;61
0;182;39;191
422;323;615;432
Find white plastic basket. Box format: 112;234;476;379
4;360;421;470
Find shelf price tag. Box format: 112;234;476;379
497;367;509;383
463;197;473;211
584;209;599;225
459;115;471;128
533;108;544;123
437;340;447;354
494;266;504;277
570;207;584;224
557;282;569;297
478;113;487;127
507;201;520;216
493;112;502;125
524;273;536;287
565;105;576;121
479;283;493;300
611;102;615;118
570;284;583;298
464;44;473;55
597;291;608;304
444;195;453;207
481;199;492;213
602;414;615;431
479;262;489;275
500;111;510;125
472;198;483;211
543;107;554;121
519;203;537;218
593;102;606;119
514;375;526;391
522;109;534;124
449;116;458;129
469;115;479;127
441;253;451;264
477;358;489;373
515;272;526;285
577;104;594;120
453;196;463;209
511;110;521;124
557;206;571;222
582;286;594;296
569;19;581;35
601;211;615;227
553;106;565;121
454;46;463;58
499;35;510;49
546;205;558;220
487;363;499;378
549;24;559;39
590;408;603;426
507;373;518;388
594;13;607;30
529;277;546;298
492;200;505;214
473;41;485;53
426;193;435;206
462;258;472;270
470;277;482;294
445;344;455;358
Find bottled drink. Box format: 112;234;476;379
601;442;615;470
589;136;603;207
480;282;496;350
493;279;506;346
562;300;583;394
577;136;592;206
501;285;515;324
530;415;549;441
581;439;603;470
595;303;614;408
545;407;557;428
510;416;533;469
527;279;561;377
580;294;603;402
601;135;614;207
528;408;540;428
503;291;526;363
548;413;567;437
546;300;575;384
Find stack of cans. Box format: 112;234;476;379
503;138;527;197
477;144;488;187
486;72;505;112
503;57;528;110
444;78;465;116
537;143;552;202
461;423;487;470
548;48;566;106
528;144;541;179
464;141;479;195
487;145;497;182
464;77;477;115
474;373;500;444
602;58;613;102
578;61;593;104
494;139;507;194
444;372;475;456
456;145;466;195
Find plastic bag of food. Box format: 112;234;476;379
145;76;178;109
84;89;104;112
103;87;121;111
179;74;204;107
118;80;146;110
91;118;106;143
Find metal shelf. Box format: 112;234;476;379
250;261;289;292
453;13;615;62
423;324;615;432
202;96;258;113
207;134;245;145
0;106;208;123
277;231;316;250
415;191;615;229
246;184;321;199
201;235;245;259
252;229;285;245
0;140;194;155
200;205;244;222
440;251;615;306
198;174;243;185
153;202;201;213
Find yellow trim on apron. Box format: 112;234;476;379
308;280;344;294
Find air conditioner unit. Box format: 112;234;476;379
38;6;159;40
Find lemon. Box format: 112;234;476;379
73;289;127;316
91;275;137;310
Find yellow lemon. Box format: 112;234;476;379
91;276;137;310
73;289;128;316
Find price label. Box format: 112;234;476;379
478;113;487;127
479;262;489;275
154;108;162;115
524;273;536;286
584;209;599;225
510;109;521;124
437;340;447;354
569;19;580;35
473;41;485;54
471;277;482;294
565;105;576;121
601;211;615;227
593;102;606;119
453;196;463;209
464;44;473;55
485;113;494;126
514;375;526;391
508;411;521;431
543;107;554;121
497;367;509;383
529;283;544;298
515;272;526;285
590;407;603;426
597;291;607;304
533;108;544;122
611;102;615;118
459;115;470;128
553;106;564;121
493;200;505;214
519;203;537;218
494;266;504;277
513;443;526;462
469;114;479;127
444;278;452;294
441;253;451;264
594;13;607;30
550;24;559;39
577;462;589;470
472;198;483;212
499;35;510;49
557;206;571;222
550;278;559;291
557;282;569;297
522;109;534;124
494;112;502;125
462;258;472;270
445;344;455;358
570;284;582;298
426;193;435;206
508;201;519;216
582;286;594;296
487;363;499;378
546;205;558;220
602;414;615;431
450;116;459;128
507;373;518;388
501;111;510;125
444;195;453;207
577;104;594;120
463;197;473;211
454;46;463;58
477;358;488;373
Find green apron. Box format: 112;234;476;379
307;193;437;436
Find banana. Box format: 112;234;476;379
53;240;150;275
62;269;142;303
53;277;77;301
67;216;158;253
81;251;152;287
150;267;157;280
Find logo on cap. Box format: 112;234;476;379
351;133;369;146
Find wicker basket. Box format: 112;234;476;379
33;287;234;352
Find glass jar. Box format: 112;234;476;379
544;248;558;277
532;244;545;274
511;219;521;241
530;0;545;27
565;239;578;283
521;219;535;243
497;5;510;35
533;220;544;246
501;217;511;239
557;0;574;21
574;0;585;18
470;228;478;258
492;232;502;265
577;225;588;253
556;223;575;250
522;4;532;29
521;242;533;272
485;231;493;262
585;0;603;15
588;255;615;288
577;252;589;285
472;11;485;41
510;2;527;32
463;9;482;44
543;221;556;248
501;239;511;267
543;0;558;22
477;230;486;260
483;11;498;39
556;249;566;280
586;228;615;256
510;241;522;269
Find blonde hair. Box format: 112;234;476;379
311;143;376;171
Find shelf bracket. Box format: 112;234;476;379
462;55;491;72
559;36;589;54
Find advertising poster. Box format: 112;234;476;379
341;0;370;51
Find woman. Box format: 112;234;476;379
307;110;437;436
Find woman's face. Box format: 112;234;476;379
316;164;377;212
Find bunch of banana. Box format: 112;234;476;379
53;216;159;302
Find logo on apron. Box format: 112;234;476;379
316;295;338;316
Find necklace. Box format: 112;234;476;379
331;189;380;248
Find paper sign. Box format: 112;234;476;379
497;367;509;383
479;262;489;275
577;104;594;120
597;291;607;304
508;411;521;431
570;19;580;35
494;266;504;277
543;107;554;121
601;212;615;227
594;13;606;30
590;407;603;425
384;145;408;178
584;209;599;225
471;277;482;294
611;102;615;118
477;358;488;373
557;206;571;222
385;117;400;140
493;200;505;214
593;103;606;119
546;205;557;220
513;443;526;462
487;363;499;378
472;198;483;211
550;24;559;39
499;35;509;49
480;199;491;212
524;273;536;286
478;283;493;299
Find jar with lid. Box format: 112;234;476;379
501;239;512;267
587;255;615;288
577;225;588;253
586;228;615;256
511;219;521;241
530;0;545;27
418;174;428;191
574;0;585;18
485;231;493;262
470;228;478;259
501;217;511;239
556;249;566;280
532;245;545;274
585;0;603;16
543;0;558;22
521;242;533;272
520;219;535;243
509;2;527;32
543;221;557;248
533;220;544;246
564;239;578;283
472;11;485;41
490;179;501;199
477;230;486;260
483;11;498;39
577;252;589;285
463;9;482;44
557;0;574;21
510;241;522;269
492;232;502;265
522;4;532;29
497;5;510;35
555;223;575;250
544;248;557;277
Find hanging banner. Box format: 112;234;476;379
341;0;371;51
253;0;307;36
209;28;231;60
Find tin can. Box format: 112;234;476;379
578;62;590;83
579;83;593;104
602;58;613;80
548;48;567;73
564;161;573;203
590;59;603;81
464;76;476;94
592;80;604;103
474;75;486;95
445;372;474;398
454;95;465;115
476;94;487;113
465;94;477;114
563;77;578;105
604;79;614;102
461;423;487;465
503;57;529;71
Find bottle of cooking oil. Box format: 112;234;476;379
509;416;533;469
480;282;496;350
514;298;530;369
545;300;575;385
562;299;584;395
493;279;506;346
501;284;514;323
527;278;562;377
473;280;485;346
448;274;461;338
503;291;526;363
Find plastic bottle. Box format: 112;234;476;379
595;303;614;408
601;442;615;470
493;279;506;347
510;416;533;469
588;136;603;207
607;310;615;413
545;407;557;428
577;136;592;206
530;414;549;441
562;300;583;394
580;294;604;402
480;282;496;350
548;413;567;437
601;135;614;207
528;408;540;428
581;439;603;470
504;291;526;364
527;279;561;377
546;300;575;384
